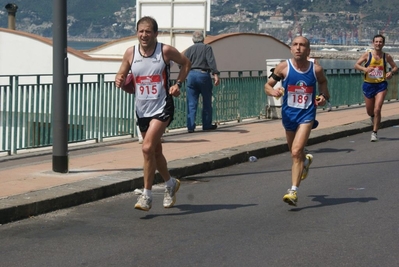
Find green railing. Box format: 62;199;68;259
1;69;398;155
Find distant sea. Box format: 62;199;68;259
67;41;358;69
319;59;356;69
68;41;107;50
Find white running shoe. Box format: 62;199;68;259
163;178;180;208
134;194;152;211
327;101;332;112
370;132;378;142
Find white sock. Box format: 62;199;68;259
143;189;152;198
291;186;298;191
165;177;174;188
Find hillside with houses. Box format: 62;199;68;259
1;0;398;45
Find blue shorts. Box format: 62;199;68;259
362;81;388;99
282;118;319;132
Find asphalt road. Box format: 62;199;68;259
1;126;399;267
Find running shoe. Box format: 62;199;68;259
370;132;378;142
370;116;374;126
283;189;298;206
134;194;152;211
301;154;313;180
327;101;332;112
163;178;180;208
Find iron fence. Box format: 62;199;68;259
1;69;398;155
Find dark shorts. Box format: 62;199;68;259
136;94;174;132
362;81;388;99
137;112;173;132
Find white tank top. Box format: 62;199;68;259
131;42;170;118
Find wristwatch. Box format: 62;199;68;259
176;81;182;88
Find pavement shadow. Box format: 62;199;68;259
68;168;142;173
213;129;249;134
310;147;355;153
378;137;399;141
163;139;210;143
140;203;257;219
289;194;378;211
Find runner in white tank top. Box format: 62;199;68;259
115;17;191;211
132;42;172;119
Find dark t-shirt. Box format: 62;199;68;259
184;43;220;75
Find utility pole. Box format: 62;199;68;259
52;0;69;173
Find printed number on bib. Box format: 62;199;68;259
368;66;384;79
135;75;162;100
287;85;313;109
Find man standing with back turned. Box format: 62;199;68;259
354;34;397;142
184;31;220;133
264;36;330;207
115;16;191;211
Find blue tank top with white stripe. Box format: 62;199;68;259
281;59;317;126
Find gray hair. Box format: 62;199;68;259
192;31;204;43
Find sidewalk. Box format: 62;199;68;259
1;102;399;224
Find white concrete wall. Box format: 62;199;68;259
0;28;291;81
84;33;194;59
0;28;121;78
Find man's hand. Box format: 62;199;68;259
115;73;125;88
214;75;220;86
274;88;285;100
315;95;327;106
169;84;181;97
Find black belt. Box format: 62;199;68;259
191;69;210;73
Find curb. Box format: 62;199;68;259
1;116;398;225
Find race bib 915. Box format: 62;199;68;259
135;75;162;100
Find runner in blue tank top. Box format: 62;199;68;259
264;36;330;207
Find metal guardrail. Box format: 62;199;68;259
1;70;398;155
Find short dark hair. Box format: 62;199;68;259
373;34;385;44
136;16;158;32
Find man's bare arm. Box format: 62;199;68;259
115;47;133;88
354;52;369;72
163;45;191;96
386;53;398;79
264;62;286;98
315;65;330;106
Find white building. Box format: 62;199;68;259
0;27;291;79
